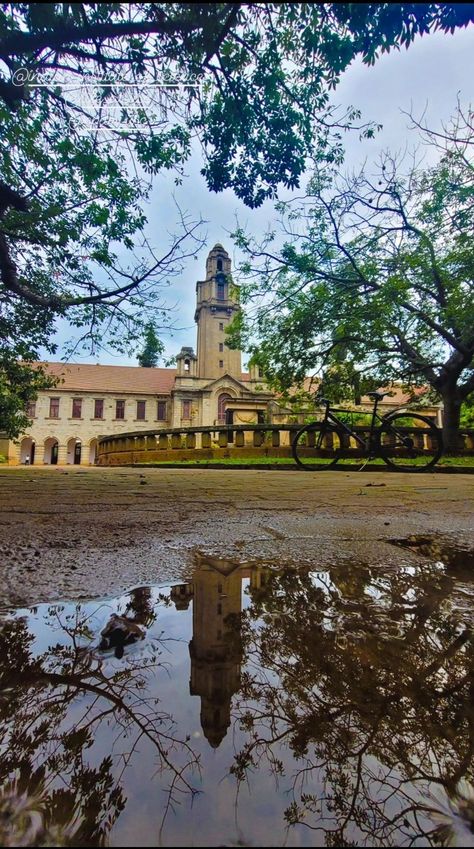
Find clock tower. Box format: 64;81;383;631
195;244;242;380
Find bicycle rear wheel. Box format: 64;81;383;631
377;412;443;471
292;423;366;470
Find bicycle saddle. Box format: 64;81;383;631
366;391;390;400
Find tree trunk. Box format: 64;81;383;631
441;390;463;454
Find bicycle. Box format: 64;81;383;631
291;391;443;471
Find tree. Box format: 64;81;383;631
1;4;473;439
137;322;164;368
230;102;474;452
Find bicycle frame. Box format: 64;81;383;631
319;396;389;452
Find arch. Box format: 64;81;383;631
20;437;35;465
44;437;59;465
217;392;233;423
216;257;223;271
89;438;98;465
67;437;82;465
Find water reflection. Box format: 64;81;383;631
0;551;473;846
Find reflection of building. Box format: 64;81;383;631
3;244;274;465
171;555;268;748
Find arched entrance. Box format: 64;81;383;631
89;438;98;465
67;437;82;465
20;437;35;465
217;392;234;443
217;393;233;424
44;438;59;465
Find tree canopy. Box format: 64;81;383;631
230;102;474;451
1;3;473;437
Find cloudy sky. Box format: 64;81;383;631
46;23;474;369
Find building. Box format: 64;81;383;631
1;242;444;466
4;244;275;465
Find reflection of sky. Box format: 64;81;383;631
40;25;474;366
2;557;472;848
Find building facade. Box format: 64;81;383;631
5;244;275;465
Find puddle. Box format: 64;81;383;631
1;551;474;847
389;534;474;577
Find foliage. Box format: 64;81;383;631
0;3;472;437
0;360;56;440
137;322;164;367
229;102;474;450
460;398;474;429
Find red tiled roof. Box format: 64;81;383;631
360;385;429;406
33;362;176;395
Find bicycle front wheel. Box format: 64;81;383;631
377;413;443;471
292;423;366;470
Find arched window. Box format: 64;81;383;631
217;258;223;271
184;358;190;372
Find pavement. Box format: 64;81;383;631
0;465;473;607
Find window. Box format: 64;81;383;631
49;397;60;418
217;258;223;271
219;342;224;352
72;398;82;418
94;399;104;419
157;401;167;421
219;360;224;368
26;401;36;418
137;400;146;420
219;322;224;331
184;358;190;372
217;282;225;300
115;399;125;419
182;400;191;419
258;366;264;378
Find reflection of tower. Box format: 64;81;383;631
171;556;270;748
195;244;242;380
189;555;245;748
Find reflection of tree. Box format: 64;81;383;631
124;586;156;627
231;562;474;846
0;602;200;846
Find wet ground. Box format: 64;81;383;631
0;467;473;846
0;466;473;607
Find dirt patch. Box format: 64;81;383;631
1;466;473;607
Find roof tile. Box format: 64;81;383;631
33;362;176;395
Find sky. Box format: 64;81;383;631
44;23;474;369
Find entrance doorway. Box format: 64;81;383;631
67;438;82;464
44;438;59;465
20;437;35;465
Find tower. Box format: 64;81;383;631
195;244;242;380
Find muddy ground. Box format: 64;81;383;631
0;466;473;608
